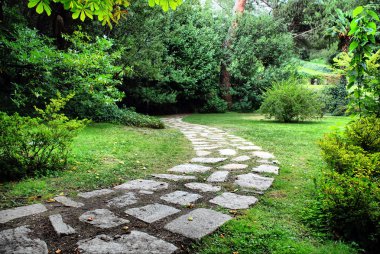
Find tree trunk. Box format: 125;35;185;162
220;0;247;107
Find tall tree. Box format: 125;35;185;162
220;0;247;106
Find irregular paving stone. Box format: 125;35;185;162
252;164;279;174
219;149;237;156
231;155;251;162
235;173;274;191
107;193;138;208
218;163;248;170
125;203;180;223
192;141;209;145
0;203;47;224
193;146;220;151
252;151;275;159
185;182;221;192
54;196;84;208
114;179;168;191
164;208;231;239
160;191;202;205
209;192;258;209
237;145;262;151
78;189;114;199
196;150;212;157
190;157;227;164
168;164;211;173
207;171;229;182
152;174;197;181
139;190;154;195
79;209;128;228
77;231;177;254
0;226;48;254
49;214;76;236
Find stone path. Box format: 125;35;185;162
0;116;279;253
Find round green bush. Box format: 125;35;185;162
260;78;323;122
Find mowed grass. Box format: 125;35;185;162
184;113;356;254
0;123;192;208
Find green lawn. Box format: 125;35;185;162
184;113;356;254
0;123;193;208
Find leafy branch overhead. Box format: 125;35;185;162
27;0;183;27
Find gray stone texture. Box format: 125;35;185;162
0;226;48;254
152;174;196;181
190;157;227;164
79;209;128;228
237;146;262;150
49;214;76;236
114;179;168;191
185;182;221;192
160;191;202;205
125;203;180;223
0;203;47;224
231;155;251;162
107;193;138;208
77;231;177;254
54;196;84;208
219;149;237;156
78;189;114;199
218;163;248;170
209;192;258;209
207;171;229;182
235;173;274;191
168;164;211;173
252;164;279;174
164;208;231;239
196;150;212;157
252;151;275;159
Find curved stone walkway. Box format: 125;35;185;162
0;116;279;253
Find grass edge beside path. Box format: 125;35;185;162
184;113;357;254
0;123;193;209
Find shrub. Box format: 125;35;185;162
0;94;88;180
320;82;349;116
90;104;165;129
307;117;380;251
199;92;228;113
259;78;324;122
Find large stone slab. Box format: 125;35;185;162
125;203;180;223
193;146;220;151
164;208;231;239
0;203;47;224
218;163;248;170
49;214;76;236
114;179;168;191
190;157;227;164
107;193;138;208
196;150;212;157
237;146;262;150
235;173;274;191
207;171;229;182
79;209;128;228
252;151;275;159
252;164;279;174
77;231;177;254
78;189;114;199
160;191;202;206
231;155;251;162
168;164;211;174
0;226;48;254
185;182;221;192
219;149;237;156
152;174;196;181
209;192;258;209
54;196;84;208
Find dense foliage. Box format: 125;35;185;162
306;117;380;251
260;78;323;122
0;94;88;180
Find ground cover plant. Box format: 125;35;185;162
185;113;356;254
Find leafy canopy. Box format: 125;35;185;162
27;0;183;27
